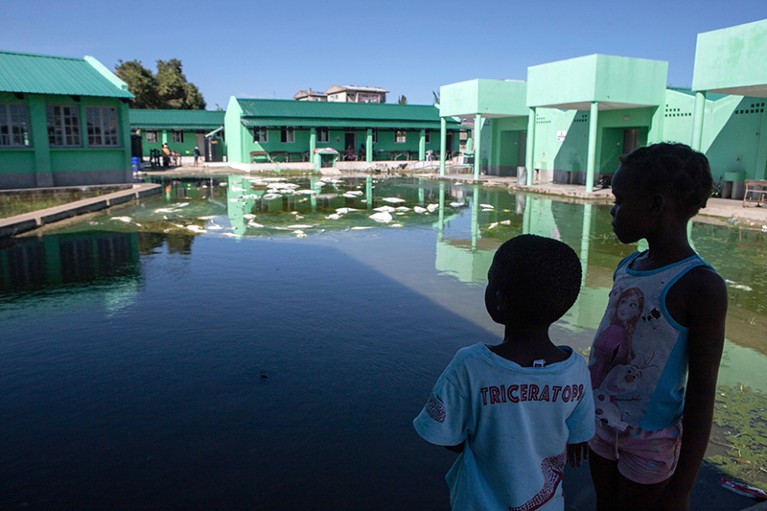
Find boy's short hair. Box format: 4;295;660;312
621;143;713;219
490;234;582;326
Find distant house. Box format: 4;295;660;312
129;109;225;161
0;50;134;189
325;85;389;104
292;89;328;101
224;98;463;165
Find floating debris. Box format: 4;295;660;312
395;206;411;212
287;224;314;229
350;226;373;230
450;202;465;208
335;207;358;215
262;193;282;201
426;204;439;212
488;222;499;230
374;206;396;213
326;214;341;220
369;211;393;223
413;206;427;213
186;225;205;233
293;230;307;238
500;220;511;225
247;221;264;228
382;197;406;204
480;204;494;209
243;214;256;220
111;216;132;223
725;279;753;292
176;202;190;208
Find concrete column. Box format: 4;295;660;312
366;128;373;163
161;130;168;144
309;128;317;169
692;91;706;151
471;185;480;251
439;117;447;176
365;175;373;209
473;114;482;180
586;102;599;193
419;129;426;161
525;107;536;186
28;96;53;187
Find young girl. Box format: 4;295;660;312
588;143;727;511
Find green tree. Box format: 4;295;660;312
156;59;206;110
114;58;206;110
114;60;161;109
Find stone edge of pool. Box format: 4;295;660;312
0;183;161;238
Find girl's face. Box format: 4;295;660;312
617;294;641;323
610;166;655;244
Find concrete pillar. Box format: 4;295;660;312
440;117;447;176
365;175;373;209
309;128;317;169
161;130;168;144
419;129;426;161
27;96;53;187
473;114;482;180
692;91;706;151
525;107;536;186
586;101;599;193
366;128;373;163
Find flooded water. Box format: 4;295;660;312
1;175;765;509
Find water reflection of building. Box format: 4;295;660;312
0;231;140;292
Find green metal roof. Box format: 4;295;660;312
0;50;133;98
129;109;225;130
235;98;462;129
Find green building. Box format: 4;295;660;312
224;98;463;167
129;109;226;162
439;18;767;192
0;50;133;189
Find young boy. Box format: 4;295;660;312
414;234;594;511
588;143;728;511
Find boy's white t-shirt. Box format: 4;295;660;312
414;343;594;511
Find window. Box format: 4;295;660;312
280;127;295;143
172;130;184;143
146;130;158;143
0;103;31;147
46;105;81;146
317;127;329;143
86;106;119;146
425;130;431;144
253;127;268;143
395;130;406;143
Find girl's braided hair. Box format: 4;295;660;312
621;143;713;219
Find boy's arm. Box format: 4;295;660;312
661;268;727;510
567;442;589;467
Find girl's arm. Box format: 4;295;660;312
661;267;727;510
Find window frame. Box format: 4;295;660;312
280;127;295;144
0;103;31;147
395;129;407;144
317;127;329;143
171;130;184;144
86;106;119;147
46;104;81;147
146;130;158;143
253;127;268;143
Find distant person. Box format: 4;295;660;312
588;143;727;511
193;146;201;166
161;143;171;168
414;234;594;511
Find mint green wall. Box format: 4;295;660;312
705;97;766;181
0;92;131;189
224;97;244;163
140;129;209;157
440;79;528;117
527;55;667;108
693;19;767;95
662;90;696;145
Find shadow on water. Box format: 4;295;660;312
0;176;763;510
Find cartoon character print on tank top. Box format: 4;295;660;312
588;252;710;431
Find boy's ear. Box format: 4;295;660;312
649;193;665;216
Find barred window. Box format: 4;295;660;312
46;105;81;146
172;130;184;143
395;130;406;143
317;127;329;143
146;131;158;143
86;106;119;146
0;103;31;147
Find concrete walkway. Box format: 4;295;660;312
0;182;161;238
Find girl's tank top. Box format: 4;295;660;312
588;251;711;431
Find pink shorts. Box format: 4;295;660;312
589;420;682;485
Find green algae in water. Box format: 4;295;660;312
709;385;767;490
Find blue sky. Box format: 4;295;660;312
1;0;764;109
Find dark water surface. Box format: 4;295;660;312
1;176;765;509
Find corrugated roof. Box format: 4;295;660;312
0;50;133;98
129;109;225;129
242;117;460;130
235;99;461;128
